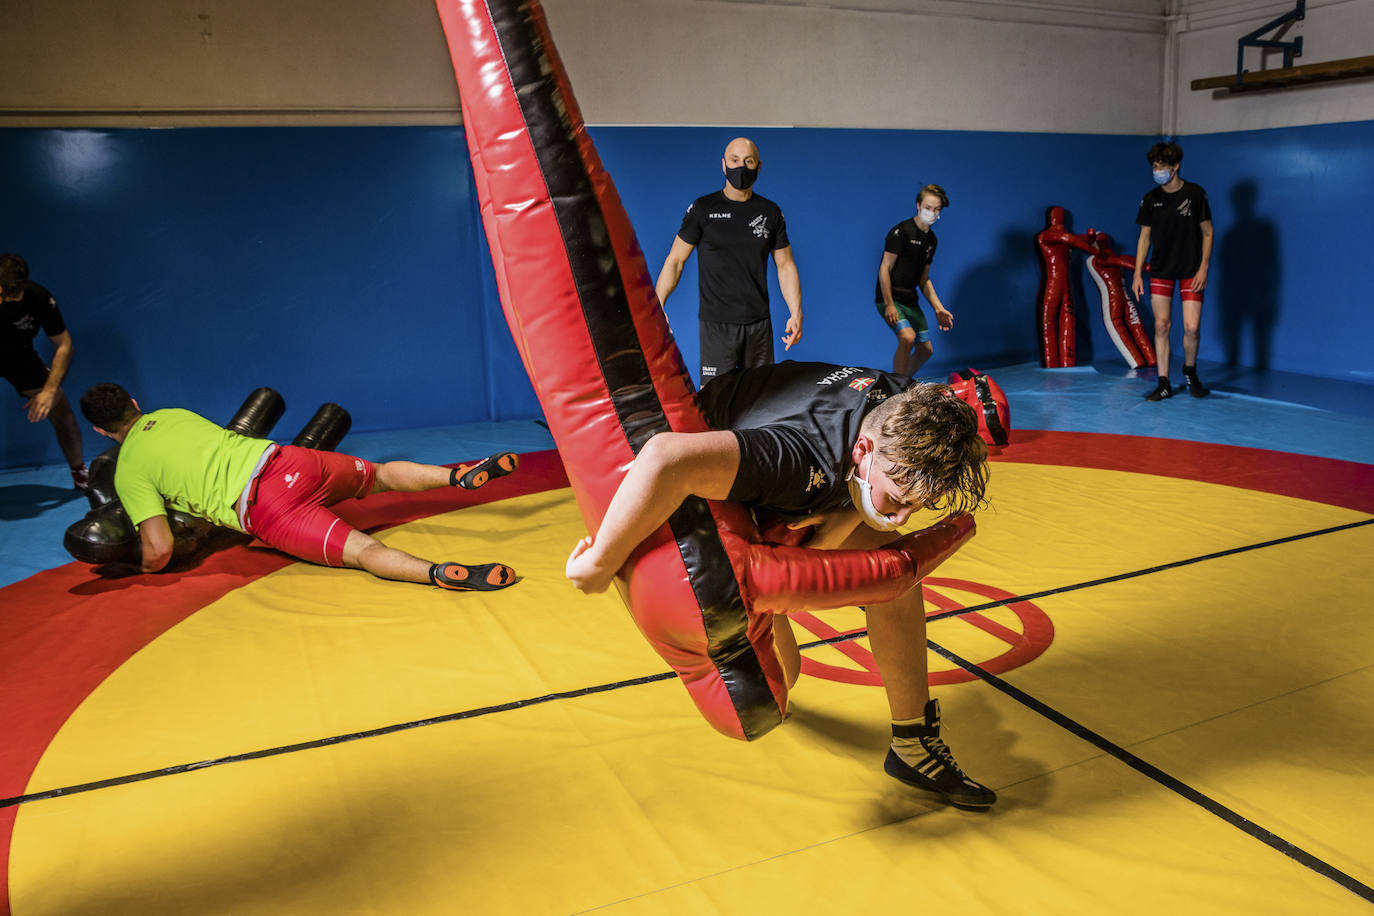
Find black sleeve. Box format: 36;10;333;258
34;285;67;337
677;200;704;246
1198;188;1213;223
728;426;829;516
882;224;904;256
1135;194;1153;227
772;208;790;251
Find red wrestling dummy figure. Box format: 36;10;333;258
1086;231;1156;369
1035;206;1097;368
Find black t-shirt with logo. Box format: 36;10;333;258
1;281;66;361
1136;181;1212;279
697;360;911;520
677;190;789;324
874;218;938;305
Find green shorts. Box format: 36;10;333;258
876;300;929;343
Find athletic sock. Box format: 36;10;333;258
889;711;930;767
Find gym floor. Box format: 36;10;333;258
2;359;1372;914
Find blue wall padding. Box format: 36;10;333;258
1181;120;1374;380
591;126;1145;379
0;126;539;470
3;121;1371;469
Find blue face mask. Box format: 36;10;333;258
1153;168;1173;186
847;452;902;531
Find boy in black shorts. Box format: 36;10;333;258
1;254;87;487
1132;142;1214;401
566;360;997;808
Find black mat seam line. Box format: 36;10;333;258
924;638;1374;904
5;518;1367;809
5;515;1371;842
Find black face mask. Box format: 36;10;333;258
725;165;759;191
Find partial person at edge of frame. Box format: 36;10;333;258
1;253;88;489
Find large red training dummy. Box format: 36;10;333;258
435;0;973;740
1085;231;1157;369
1035;206;1099;368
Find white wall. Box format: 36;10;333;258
1;0;1165;134
1174;0;1374;134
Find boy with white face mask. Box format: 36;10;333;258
566;360;996;807
875;184;955;376
1133;141;1214;401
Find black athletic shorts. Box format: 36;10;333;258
699;317;773;381
3;349;49;396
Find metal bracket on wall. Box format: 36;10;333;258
1191;0;1374;94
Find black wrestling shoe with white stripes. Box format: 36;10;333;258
883;699;997;808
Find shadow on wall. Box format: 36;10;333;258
948;226;1042;368
1217;179;1280;370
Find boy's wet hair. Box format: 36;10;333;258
863;383;989;515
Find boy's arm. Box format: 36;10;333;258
567;430;741;593
138;515;175;572
919;265;953;330
1192;220;1214;292
1132;226;1152;298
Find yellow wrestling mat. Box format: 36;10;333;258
8;455;1374;914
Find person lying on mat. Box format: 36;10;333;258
566;361;997;807
78;383;518;591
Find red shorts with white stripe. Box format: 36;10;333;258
1149;277;1204;303
243;445;377;567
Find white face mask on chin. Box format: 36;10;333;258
847;452;902;531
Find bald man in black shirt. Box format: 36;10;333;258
655;137;803;382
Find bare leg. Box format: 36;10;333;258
865;587;930;719
372;461;452;493
1151;293;1173;378
905;340;934;377
342;528;435;582
773;614;802;689
23;387;84;469
892;328;917;375
340;528;514;589
1180;296;1203;366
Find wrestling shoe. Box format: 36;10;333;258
429;561;516;591
1181;367;1210;398
70;463;90;491
883;699;997;808
451;452;519;490
1145;379;1173;402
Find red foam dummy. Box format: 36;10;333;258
1035;206;1098;368
1087;232;1157;369
948;369;1010;447
434;0;973;739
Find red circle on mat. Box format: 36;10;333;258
793;576;1055;687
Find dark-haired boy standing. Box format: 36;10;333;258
1132;142;1214;401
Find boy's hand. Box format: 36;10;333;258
567;535;616;594
883;304;899;326
935;307;954;331
1189;265;1208;293
1132;272;1145;299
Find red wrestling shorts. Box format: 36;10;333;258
242;445;377;567
1149;277;1204;303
